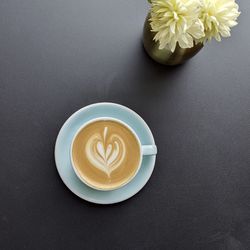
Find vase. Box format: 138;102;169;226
143;13;203;66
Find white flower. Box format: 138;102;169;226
198;0;240;43
149;0;205;52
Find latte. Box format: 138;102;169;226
71;119;141;190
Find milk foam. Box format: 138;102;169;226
85;127;126;177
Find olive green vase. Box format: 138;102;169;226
143;14;203;66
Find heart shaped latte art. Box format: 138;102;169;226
85;127;126;177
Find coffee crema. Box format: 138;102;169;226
71;120;141;190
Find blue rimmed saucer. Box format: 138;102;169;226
54;103;156;204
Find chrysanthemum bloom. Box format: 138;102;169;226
150;0;205;52
198;0;240;43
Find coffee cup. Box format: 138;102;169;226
70;117;157;191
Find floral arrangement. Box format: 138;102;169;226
148;0;240;52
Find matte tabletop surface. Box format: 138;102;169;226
0;0;249;249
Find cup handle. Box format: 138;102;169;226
142;145;157;156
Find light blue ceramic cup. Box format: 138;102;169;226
70;117;157;191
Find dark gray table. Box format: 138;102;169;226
1;0;249;249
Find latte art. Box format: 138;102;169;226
85;127;126;177
71;120;141;190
